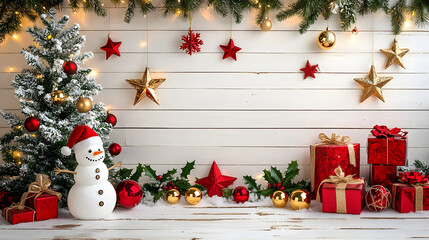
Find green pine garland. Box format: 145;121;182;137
207;0;252;23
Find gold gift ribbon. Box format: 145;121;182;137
310;133;357;192
391;182;429;211
316;166;364;213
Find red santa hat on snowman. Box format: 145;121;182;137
61;125;103;156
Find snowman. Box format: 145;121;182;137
54;125;122;220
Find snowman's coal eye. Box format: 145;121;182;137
88;149;92;153
98;148;101;151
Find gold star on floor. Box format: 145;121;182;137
380;39;409;69
126;67;166;105
354;65;393;103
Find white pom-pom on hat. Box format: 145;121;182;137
61;146;72;156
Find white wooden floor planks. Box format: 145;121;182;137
1;200;428;239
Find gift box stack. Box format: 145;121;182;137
310;133;365;214
368;125;408;188
1;174;61;224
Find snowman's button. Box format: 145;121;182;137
95;175;100;180
99;201;104;207
98;190;103;195
95;168;100;173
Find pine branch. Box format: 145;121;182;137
391;0;407;35
255;0;283;24
409;0;429;27
208;0;252;23
164;0;204;20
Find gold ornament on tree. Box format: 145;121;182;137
166;189;181;204
126;67;166;106
260;17;272;31
289;189;311;210
185;187;202;205
76;97;92;113
51;90;66;105
12;150;23;166
354;65;393;102
317;28;336;50
47;34;53;41
271;190;288;208
380;39;409;69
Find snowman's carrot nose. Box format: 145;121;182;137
94;151;103;156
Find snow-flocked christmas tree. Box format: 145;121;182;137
0;9;116;207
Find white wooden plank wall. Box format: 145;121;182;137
0;0;428;186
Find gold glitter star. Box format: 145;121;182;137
354;65;393;103
126;67;165;105
380;39;409;69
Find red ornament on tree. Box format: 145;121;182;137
24;116;40;132
62;61;77;75
300;60;319;79
116;180;143;208
233;186;249;203
108;143;122;156
180;29;203;56
195;161;236;197
220;38;241;61
100;37;122;60
365;185;392;211
106;113;117;127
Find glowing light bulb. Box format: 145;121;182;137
12;34;18;40
140;41;147;47
90;70;97;77
9;67;14;72
105;105;110;112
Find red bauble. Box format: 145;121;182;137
220;38;241;61
365;185;392;211
109;143;122;156
106;113;117;127
300;60;319;79
24;116;40;132
233;186;249;203
62;61;78;75
180;29;203;56
100;37;122;60
116;180;143;208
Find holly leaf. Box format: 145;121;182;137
130;163;144;182
243;175;260;191
153;191;164;203
180;160;195;179
115;168;133;180
143;165;158;181
259;188;276;197
223;188;233;199
284;160;299;183
263;169;276;184
270;166;283;183
162;168;177;181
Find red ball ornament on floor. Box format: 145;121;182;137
109;143;122;156
62;61;77;75
106;113;117;127
24;116;40;132
233;186;249;203
116;180;143;208
365;185;392;211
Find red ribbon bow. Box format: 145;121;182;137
399;171;428;185
371;125;407;140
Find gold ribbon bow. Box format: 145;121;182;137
316;166;364;214
391;182;429;211
310;133;357;192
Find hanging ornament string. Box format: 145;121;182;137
371;14;374;65
146;14;149;67
189;13;192;30
230;13;233;39
108;0;111;37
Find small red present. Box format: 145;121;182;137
371;164;397;187
310;133;360;198
317;166;365;214
24;174;61;221
390;171;429;213
1;205;35;225
367;125;407;166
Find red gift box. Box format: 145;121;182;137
390;183;429;213
367;125;407;166
317;167;365;214
310;133;360;198
26;193;58;221
371;164;397;187
2;206;35;225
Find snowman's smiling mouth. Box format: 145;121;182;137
86;155;104;162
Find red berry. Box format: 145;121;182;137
280;186;285;190
163;186;168;190
268;183;272;188
168;181;172;185
173;186;177;189
281;178;285;182
157;175;162;180
277;182;281;188
168;186;172;190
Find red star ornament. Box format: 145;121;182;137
100;37;122;60
220;38;241;61
196;161;237;197
180;29;203;56
300;60;320;79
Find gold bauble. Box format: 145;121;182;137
51;90;66;105
166;189;181;204
289;189;311;210
76;97;92;113
317;28;336;50
271;190;288;208
15;125;23;131
47;34;53;41
260;18;272;32
185;187;202;205
12;150;22;160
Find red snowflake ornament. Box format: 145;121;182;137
220;38;241;61
300;60;320;79
100;37;122;60
180;29;203;56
